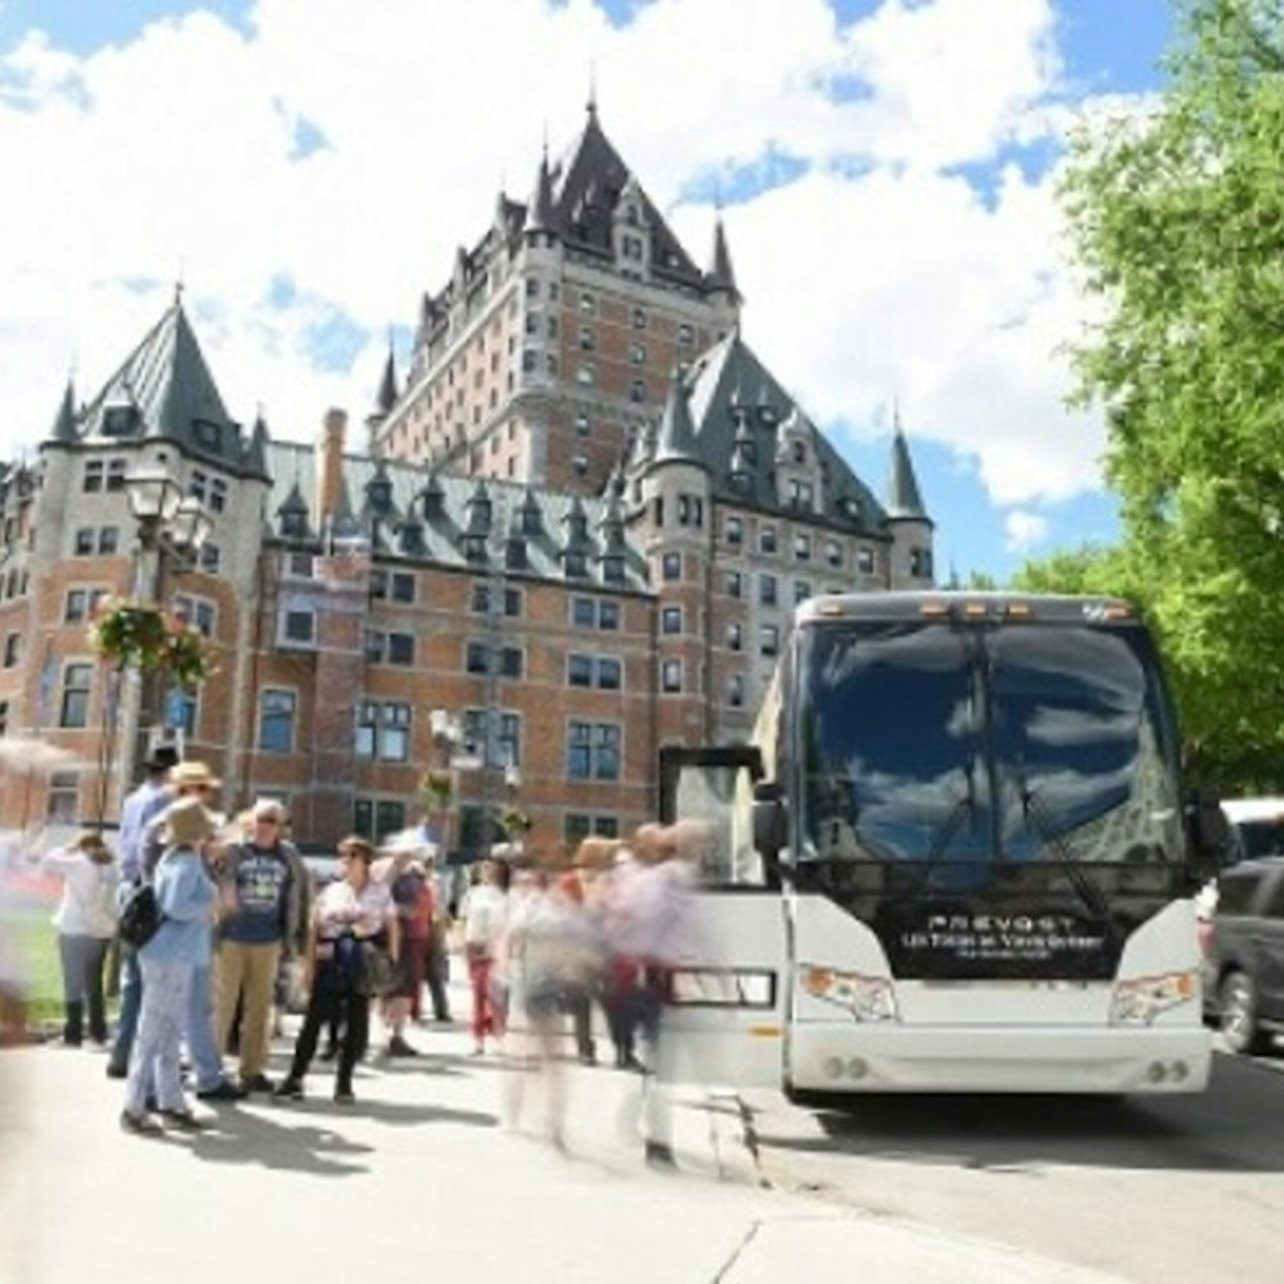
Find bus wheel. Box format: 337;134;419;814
1220;970;1270;1055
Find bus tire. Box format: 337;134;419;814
1219;970;1270;1056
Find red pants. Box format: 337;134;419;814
467;955;502;1041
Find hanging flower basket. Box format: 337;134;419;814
420;768;455;812
499;806;533;839
163;623;216;692
87;597;215;691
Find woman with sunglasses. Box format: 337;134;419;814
274;836;396;1104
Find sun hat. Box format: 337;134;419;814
168;760;221;791
163;796;217;848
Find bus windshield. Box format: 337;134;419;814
794;617;1185;979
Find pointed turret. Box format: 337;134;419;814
650;373;704;470
707;213;740;303
49;377;78;446
526;145;556;235
886;424;927;520
376;345;398;415
276;478;311;538
243;411;270;480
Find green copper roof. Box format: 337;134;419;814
886;425;928;521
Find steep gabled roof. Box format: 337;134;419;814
679;330;892;534
71;295;249;471
544;107;703;288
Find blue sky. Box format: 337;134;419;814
0;0;1178;582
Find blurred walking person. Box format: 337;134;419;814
501;863;599;1148
41;832;120;1047
121;797;218;1136
459;858;508;1055
275;837;396;1105
376;830;432;1058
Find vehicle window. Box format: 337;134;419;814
1234;819;1284;861
1216;872;1264;916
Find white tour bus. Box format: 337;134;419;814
658;592;1228;1097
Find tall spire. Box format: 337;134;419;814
587;61;598;121
707;211;740;302
376;339;398;414
49;375;78;445
886;419;927;520
527;143;555;233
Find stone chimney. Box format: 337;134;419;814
315;408;347;527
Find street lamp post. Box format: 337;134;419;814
109;465;212;808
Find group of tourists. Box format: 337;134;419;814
34;743;706;1154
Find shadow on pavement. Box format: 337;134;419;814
752;1051;1284;1175
184;1108;374;1176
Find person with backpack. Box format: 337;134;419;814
106;743;178;1077
41;831;120;1047
121;796;219;1135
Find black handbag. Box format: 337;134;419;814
118;883;162;949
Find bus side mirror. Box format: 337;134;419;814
752;781;788;868
1185;791;1231;882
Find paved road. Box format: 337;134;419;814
741;1042;1284;1284
0;987;1125;1284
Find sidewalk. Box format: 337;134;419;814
0;971;1122;1284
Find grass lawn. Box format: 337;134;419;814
15;915;65;1025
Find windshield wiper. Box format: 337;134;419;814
899;757;981;898
1013;769;1109;921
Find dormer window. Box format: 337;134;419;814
791;440;806;464
368;479;393;514
506;538;528;570
194;419;222;452
462;533;488;563
281;510;307;539
101;405;138;438
520;504;542;537
758;404;777;426
602;552;625;585
564;551;588;579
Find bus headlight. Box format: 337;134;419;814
1110;971;1197;1025
800;966;898;1022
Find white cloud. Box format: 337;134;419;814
1004;509;1050;553
0;0;1142;514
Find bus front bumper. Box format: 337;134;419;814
787;1022;1213;1094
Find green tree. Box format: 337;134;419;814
1059;0;1284;789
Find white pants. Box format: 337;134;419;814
124;958;192;1116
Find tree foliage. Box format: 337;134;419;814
1051;0;1284;789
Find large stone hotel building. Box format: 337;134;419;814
0;103;933;854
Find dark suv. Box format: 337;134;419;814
1209;857;1284;1055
